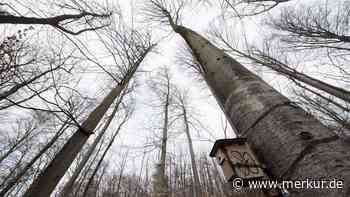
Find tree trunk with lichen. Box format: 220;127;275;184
172;25;350;197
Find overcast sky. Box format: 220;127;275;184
2;0;348;186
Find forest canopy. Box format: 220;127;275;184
0;0;349;197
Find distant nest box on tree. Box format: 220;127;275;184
210;138;266;182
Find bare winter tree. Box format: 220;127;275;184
148;66;174;197
173;88;202;197
207;1;350;134
293;87;350;133
0;89;100;196
0;28;81;113
199;0;291;16
0;117;71;196
0;0;112;35
208;27;350;103
144;1;350;196
59;86;129;197
22;21;154;197
81;96;135;197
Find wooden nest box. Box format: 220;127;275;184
209;138;266;182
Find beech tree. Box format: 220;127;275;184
174;89;202;197
207;1;350;134
145;1;350;196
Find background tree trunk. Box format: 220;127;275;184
182;106;201;197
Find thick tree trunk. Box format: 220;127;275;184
182;106;201;197
173;25;350;197
60;91;125;197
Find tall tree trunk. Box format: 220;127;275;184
153;73;170;197
59;90;125;197
154;92;169;197
182;106;201;197
72;139;106;197
160;94;169;179
172;24;350;197
23;48;150;197
81;111;129;197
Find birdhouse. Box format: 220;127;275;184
209;138;266;182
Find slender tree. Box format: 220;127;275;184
174;89;201;197
0;118;71;196
210;30;350;103
149;67;173;197
81;100;134;197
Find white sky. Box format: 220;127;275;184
1;0;349;186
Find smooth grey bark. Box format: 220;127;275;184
182;106;201;197
23;48;150;197
172;25;350;197
59;90;125;197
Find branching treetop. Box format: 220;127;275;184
0;1;112;35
